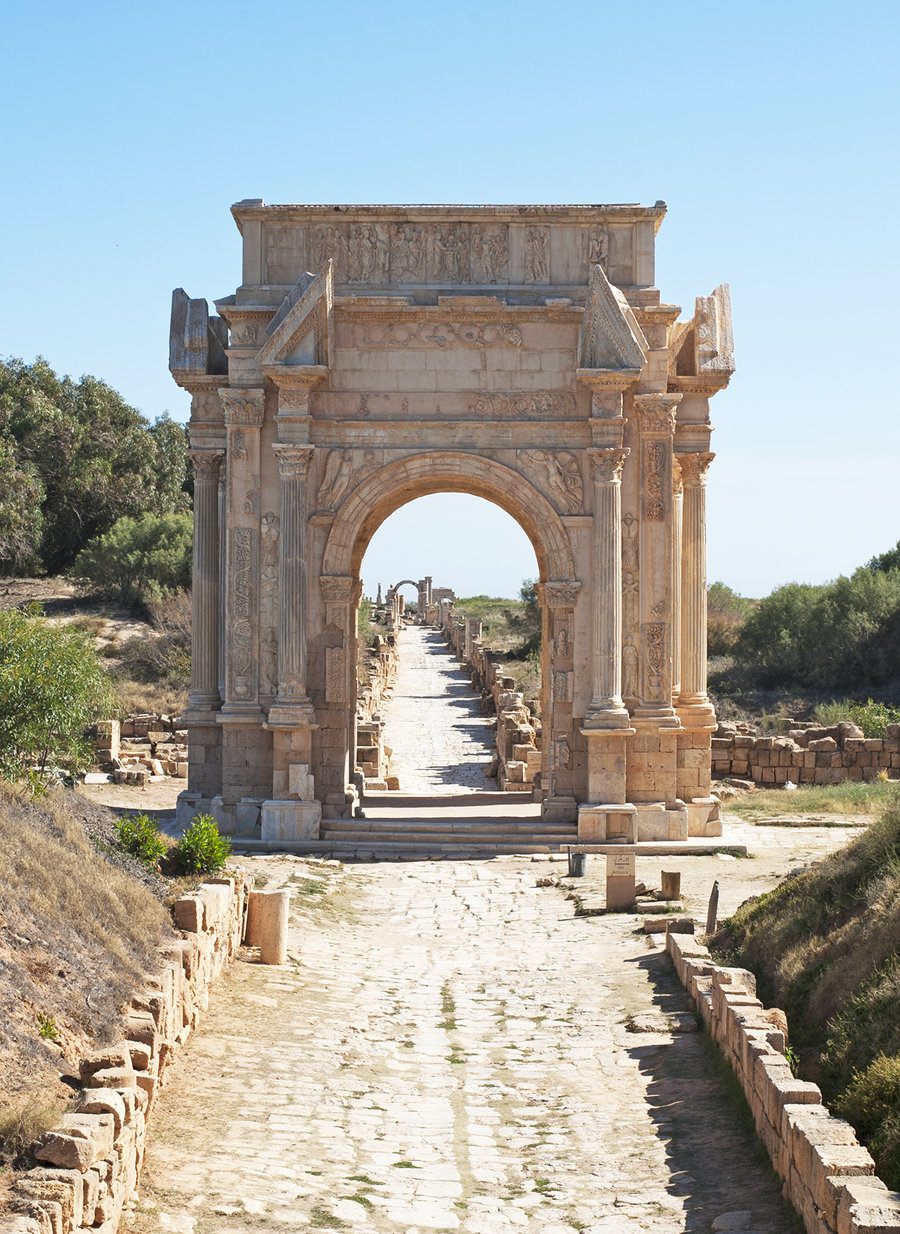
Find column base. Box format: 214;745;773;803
265;700;318;729
631;706;682;729
217;705;264;724
261;799;322;843
577;803;637;842
676;697;718;730
541;795;578;825
582;700;633;730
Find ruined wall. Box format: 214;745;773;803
3;877;247;1234
712;722;900;786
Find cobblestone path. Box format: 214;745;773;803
131;857;799;1234
382;628;496;795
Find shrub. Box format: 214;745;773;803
834;1056;900;1190
814;698;900;738
113;812;167;865
171;814;230;875
0;605;115;785
72;512;193;610
115;590;191;691
707;581;756;656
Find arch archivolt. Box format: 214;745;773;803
321;451;576;583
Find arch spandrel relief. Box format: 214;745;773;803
173;201;733;842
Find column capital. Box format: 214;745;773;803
272;444;314;477
219;388;265;426
539;580;582;609
187;449;224;482
676;451;715;487
633;392;681;434
587;448;630;484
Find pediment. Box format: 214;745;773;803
577;264;647;372
257;262;333;369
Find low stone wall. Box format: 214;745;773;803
3;875;247;1234
712;722;900;787
666;930;900;1234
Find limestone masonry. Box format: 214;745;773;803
169;201;734;844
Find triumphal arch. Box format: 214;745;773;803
169;201;734;843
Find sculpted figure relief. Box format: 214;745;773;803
518;449;583;515
317;449;355;511
525;226;549;282
622;638;639;698
622;513;639;570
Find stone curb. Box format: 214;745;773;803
666;931;900;1234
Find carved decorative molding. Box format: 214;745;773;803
578;264;647;372
360;321;522;350
468;392;575;418
187;449;224;483
588;448;629;484
644;622;666;702
220;389;265;426
634;394;680;435
543;580;582;609
320;576;356;603
229;527;255;700
676;451;716;487
643;441;668;522
325;646;347;702
272;444;314;478
554;670;574;703
518;450;583;515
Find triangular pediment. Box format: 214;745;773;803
257;262;333;369
577;264;647;372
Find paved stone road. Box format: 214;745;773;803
130;856;801;1234
382;628;496;795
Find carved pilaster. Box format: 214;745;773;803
584;449;631;732
186;450;224;713
672;457;684;696
633;393;681;725
219;387;265;720
677;452;717;728
268;445;315;728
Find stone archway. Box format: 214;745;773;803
171;200;734;845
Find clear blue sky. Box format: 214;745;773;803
2;1;897;600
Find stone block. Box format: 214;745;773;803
810;737;838;752
173;896;204;932
35;1113;114;1171
261;799;322;841
835;1176;900;1234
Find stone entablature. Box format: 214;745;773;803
170;199;734;840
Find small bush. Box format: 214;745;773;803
72;512;193;611
172;814;230;876
813;698;900;739
113;812;167;865
834;1055;900;1190
707;581;756;656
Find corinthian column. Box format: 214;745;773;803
268;444;316;727
676;451;716;726
187;449;224;712
584;447;630;729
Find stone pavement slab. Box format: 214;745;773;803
127;854;809;1234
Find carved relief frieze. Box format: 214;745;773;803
468;392;575;418
325;646;347;702
191;392;219;422
586;224;609;270
643;440;668;522
525;226;550;283
554;670;574;704
518;450;583;515
622;571;639;637
622;513;639;571
229;527;256;700
553;619;569;660
644;623;667;702
553;735;571;770
470;225;509;283
622;636;639;698
231;324;258;347
359;321;522;349
220;389;265;426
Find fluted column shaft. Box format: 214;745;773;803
671;459;684;697
272;445;315;716
188;450;224;711
585;448;630;728
678;452;715;702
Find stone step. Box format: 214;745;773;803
320;830;577;846
324;819;576;835
230;838;746;859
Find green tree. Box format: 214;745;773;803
0;436;44;572
707;581;756;656
867;540;900;574
506;578;542;657
0;605;115;784
73;513;193;610
0;357;191;576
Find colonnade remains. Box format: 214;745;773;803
170;200;734;843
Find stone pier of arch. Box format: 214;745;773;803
170;200;734;844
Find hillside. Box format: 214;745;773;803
713;793;900;1185
0;786;175;1174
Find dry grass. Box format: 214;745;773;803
113;678;188;717
725;780;896;821
0;784;174;1119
